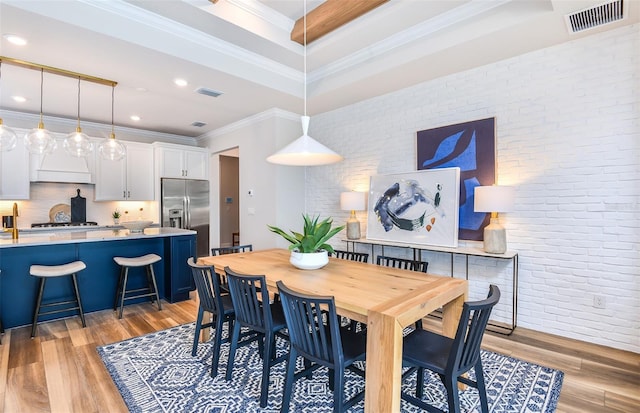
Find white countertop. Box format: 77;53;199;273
0;227;196;248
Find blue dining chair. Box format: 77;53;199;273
401;285;501;413
277;280;367;413
224;266;288;408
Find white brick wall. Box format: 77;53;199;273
305;24;640;353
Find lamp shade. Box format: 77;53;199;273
340;191;366;211
267;116;342;166
474;186;515;213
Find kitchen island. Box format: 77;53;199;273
0;227;196;329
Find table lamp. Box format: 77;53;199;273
474;185;515;254
340;191;366;240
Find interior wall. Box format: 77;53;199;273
305;24;640;353
219;155;239;247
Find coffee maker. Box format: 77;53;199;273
2;215;13;229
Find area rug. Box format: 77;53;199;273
98;323;563;412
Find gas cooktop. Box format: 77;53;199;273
31;221;98;228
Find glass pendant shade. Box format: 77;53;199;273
98;133;126;161
267;116;342;166
25;122;56;154
0;119;18;152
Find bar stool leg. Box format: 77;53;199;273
147;265;162;311
118;267;129;319
31;278;46;338
71;273;86;328
114;266;126;311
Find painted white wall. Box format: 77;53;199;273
204;113;305;251
305;24;640;353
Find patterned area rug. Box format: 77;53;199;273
98;323;563;412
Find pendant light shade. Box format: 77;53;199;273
0;62;18;152
97;85;126;161
64;77;93;157
266;0;342;166
267;116;342;165
25;68;55;154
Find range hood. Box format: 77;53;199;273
30;138;95;184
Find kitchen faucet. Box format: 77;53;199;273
3;203;19;240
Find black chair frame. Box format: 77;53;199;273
211;244;253;255
330;249;369;263
376;255;428;272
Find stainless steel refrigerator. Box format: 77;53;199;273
161;178;210;257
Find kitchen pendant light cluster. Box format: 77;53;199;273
0;56;125;160
266;0;343;166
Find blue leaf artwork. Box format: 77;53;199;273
417;118;495;241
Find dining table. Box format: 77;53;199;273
199;248;468;412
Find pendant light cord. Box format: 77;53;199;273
111;85;115;137
303;0;307;117
39;68;44;124
76;77;81;128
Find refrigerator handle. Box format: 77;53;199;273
182;196;188;229
185;195;191;229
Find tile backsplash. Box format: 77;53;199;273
0;183;159;228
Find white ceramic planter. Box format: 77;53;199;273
290;250;329;270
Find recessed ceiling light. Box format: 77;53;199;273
135;87;147;92
174;78;188;87
12;96;26;103
130;115;141;121
3;34;27;46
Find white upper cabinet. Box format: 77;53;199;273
0;137;30;200
154;143;208;180
95;141;154;201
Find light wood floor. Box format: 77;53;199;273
0;297;637;413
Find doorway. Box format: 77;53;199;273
219;149;239;247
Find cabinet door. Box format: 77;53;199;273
126;144;155;200
167;235;196;302
95;154;127;201
184;150;208;179
0;139;30;199
160;147;185;178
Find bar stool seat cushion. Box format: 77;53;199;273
114;254;161;267
30;261;87;277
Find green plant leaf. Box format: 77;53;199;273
268;214;344;254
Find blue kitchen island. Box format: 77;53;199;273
0;227;196;329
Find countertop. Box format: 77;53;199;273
0;227;196;248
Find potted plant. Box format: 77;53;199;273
268;214;345;270
112;209;121;225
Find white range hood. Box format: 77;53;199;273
30;138;95;184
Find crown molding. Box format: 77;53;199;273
197;108;299;142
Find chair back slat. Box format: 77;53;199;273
277;281;342;364
449;285;501;375
331;249;369;263
211;244;253;256
225;266;271;333
187;257;224;315
376;255;428;272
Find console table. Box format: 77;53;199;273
343;238;518;335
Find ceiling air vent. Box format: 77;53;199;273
565;0;626;34
195;87;224;98
191;121;207;128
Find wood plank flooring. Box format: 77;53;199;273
0;297;637;412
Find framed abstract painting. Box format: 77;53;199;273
416;117;496;241
367;168;460;248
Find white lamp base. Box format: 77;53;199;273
346;213;361;240
483;217;507;254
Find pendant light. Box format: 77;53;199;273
266;0;342;166
97;85;126;161
25;68;55;154
0;62;18;152
63;77;93;157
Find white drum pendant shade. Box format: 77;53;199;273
267;116;342;166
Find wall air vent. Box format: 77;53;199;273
565;0;626;34
191;121;207;127
195;87;224;98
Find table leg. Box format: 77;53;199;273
364;310;403;413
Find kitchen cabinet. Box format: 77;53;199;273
154;143;208;180
164;233;196;302
0;137;30;199
95;141;154;201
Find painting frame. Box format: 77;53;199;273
366;168;460;248
416;117;496;241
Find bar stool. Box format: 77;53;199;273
113;254;162;319
30;261;87;338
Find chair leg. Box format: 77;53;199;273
114;266;125;311
211;315;225;378
192;307;204;356
333;367;345;412
31;278;46;338
280;349;298;413
71;273;86;328
147;265;162;311
444;375;461;413
475;360;490;413
225;322;242;381
416;367;425;399
118;267;129;319
259;333;275;407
